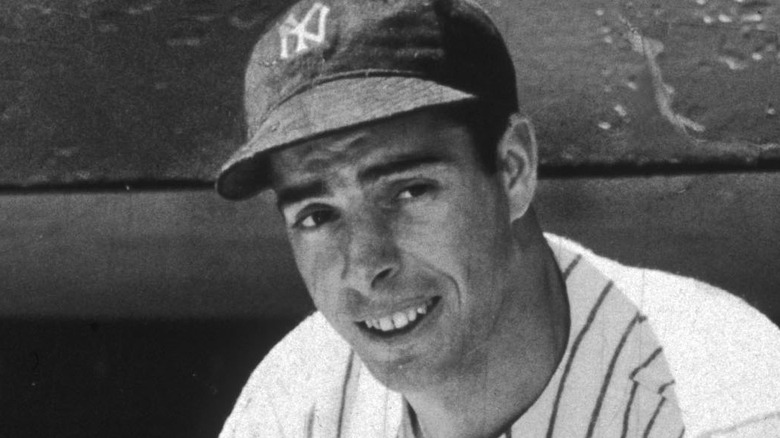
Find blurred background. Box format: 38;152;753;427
1;0;779;437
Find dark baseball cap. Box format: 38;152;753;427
216;0;518;200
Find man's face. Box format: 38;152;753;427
269;109;519;391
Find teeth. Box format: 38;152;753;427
364;299;435;332
379;317;394;331
392;312;409;329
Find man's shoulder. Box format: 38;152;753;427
221;313;403;437
259;311;348;375
545;233;780;436
242;311;350;399
220;313;354;437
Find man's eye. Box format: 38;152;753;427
296;209;337;229
397;184;432;200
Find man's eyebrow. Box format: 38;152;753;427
358;153;451;183
275;153;449;209
275;180;328;210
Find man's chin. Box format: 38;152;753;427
355;343;459;395
360;353;446;394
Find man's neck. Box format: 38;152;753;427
404;230;570;438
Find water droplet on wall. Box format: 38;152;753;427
166;37;202;47
717;54;749;70
598;121;612;130
54;148;78;158
194;14;220;23
624;74;639;91
98;23;119;33
230;15;262;30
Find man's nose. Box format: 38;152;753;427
340;210;401;293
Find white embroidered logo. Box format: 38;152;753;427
278;2;331;60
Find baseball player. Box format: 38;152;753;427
215;0;780;436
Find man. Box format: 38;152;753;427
215;0;780;436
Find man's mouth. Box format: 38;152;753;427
359;297;441;337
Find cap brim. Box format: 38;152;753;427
216;76;475;200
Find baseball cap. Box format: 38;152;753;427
216;0;518;200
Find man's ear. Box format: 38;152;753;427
498;114;538;221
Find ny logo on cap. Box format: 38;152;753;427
278;2;331;60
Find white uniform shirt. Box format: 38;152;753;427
220;235;780;437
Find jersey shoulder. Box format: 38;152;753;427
220;312;352;438
545;233;780;436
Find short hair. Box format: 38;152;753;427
439;101;511;175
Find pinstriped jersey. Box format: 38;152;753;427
220;235;780;438
397;249;684;438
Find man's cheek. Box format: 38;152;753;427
399;205;459;243
294;243;340;302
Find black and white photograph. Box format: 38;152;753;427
1;0;779;437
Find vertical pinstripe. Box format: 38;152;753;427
699;411;780;437
677;427;685;438
642;397;667;438
619;347;666;438
562;254;583;280
621;381;641;438
305;405;315;438
545;280;614;438
630;347;662;379
336;350;356;437
384;387;392;438
657;380;675;395
586;312;647;438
